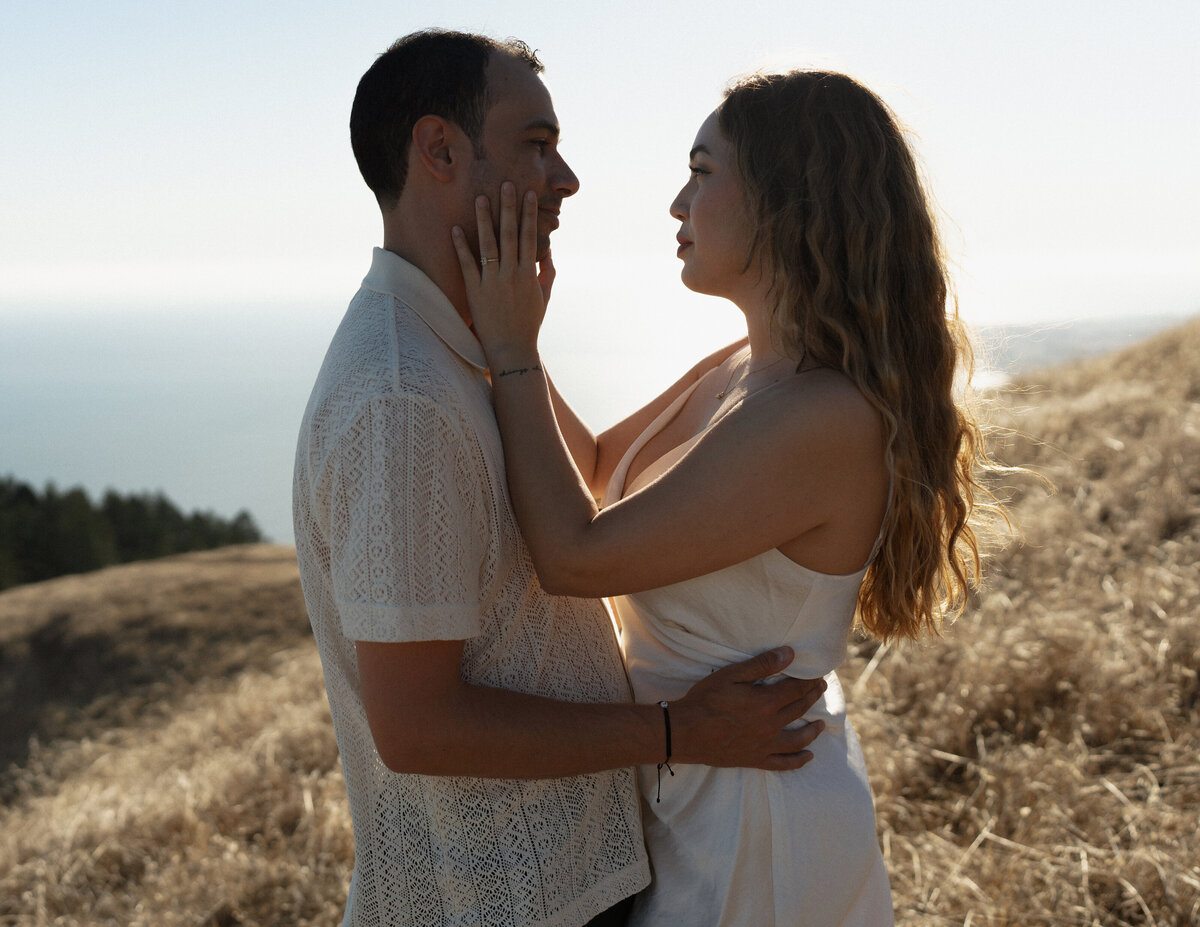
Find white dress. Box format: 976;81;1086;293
606;382;894;927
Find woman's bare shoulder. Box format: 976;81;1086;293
749;367;884;447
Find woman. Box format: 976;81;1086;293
453;70;1001;926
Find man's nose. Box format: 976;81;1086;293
552;153;580;198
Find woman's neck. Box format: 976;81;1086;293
703;300;795;408
741;298;793;372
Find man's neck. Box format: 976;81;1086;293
382;216;473;327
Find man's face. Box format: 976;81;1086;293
466;54;579;260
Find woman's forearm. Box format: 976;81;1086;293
488;350;602;591
545;373;601;496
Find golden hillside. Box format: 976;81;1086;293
1;318;1198;926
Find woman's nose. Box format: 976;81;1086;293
670;187;689;220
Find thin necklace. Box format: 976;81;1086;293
715;351;792;399
715;360;739;399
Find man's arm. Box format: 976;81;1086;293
358;639;825;778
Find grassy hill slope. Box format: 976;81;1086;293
2;319;1198;926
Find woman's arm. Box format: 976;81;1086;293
544;374;599;492
547;338;747;498
453;186;884;597
592;338;746;499
490;356;881;596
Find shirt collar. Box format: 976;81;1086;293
361;247;487;371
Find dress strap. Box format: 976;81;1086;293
606;379;703;503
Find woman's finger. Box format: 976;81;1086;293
498;182;518;267
475;194;499;268
519;189;537;266
537;248;555;306
450;226;479;288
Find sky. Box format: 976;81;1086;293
1;0;1198;542
3;1;1198;318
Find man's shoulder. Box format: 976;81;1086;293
303;288;482;443
320;287;452;384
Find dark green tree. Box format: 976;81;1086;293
0;476;263;591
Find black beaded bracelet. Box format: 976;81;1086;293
655;700;674;803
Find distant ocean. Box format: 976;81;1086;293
1;303;1194;545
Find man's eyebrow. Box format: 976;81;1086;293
689;144;711;160
524;118;561;138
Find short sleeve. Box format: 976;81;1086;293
328;391;488;642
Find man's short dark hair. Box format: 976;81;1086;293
350;29;543;210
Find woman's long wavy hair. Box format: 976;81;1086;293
720;70;1005;641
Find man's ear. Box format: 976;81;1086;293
411;115;467;184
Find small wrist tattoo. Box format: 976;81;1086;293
496;364;543;378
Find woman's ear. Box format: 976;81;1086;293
411;115;464;184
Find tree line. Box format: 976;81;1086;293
0;476;263;591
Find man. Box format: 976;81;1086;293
293;30;825;927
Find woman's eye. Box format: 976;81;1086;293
689;164;709;177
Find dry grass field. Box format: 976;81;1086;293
1;318;1198;926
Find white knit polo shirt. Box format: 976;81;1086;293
293;249;649;927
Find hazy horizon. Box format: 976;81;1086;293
3;300;1195;545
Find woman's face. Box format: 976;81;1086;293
670;109;758;302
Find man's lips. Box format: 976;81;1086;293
539;205;560;230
